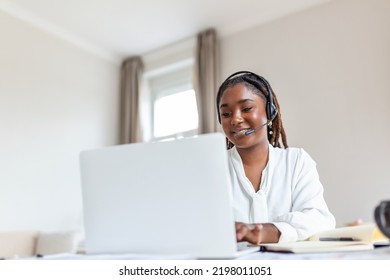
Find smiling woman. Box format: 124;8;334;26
216;71;336;245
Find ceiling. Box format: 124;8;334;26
0;0;332;63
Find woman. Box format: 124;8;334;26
216;71;335;244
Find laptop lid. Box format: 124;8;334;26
79;133;240;258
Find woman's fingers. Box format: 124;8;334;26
235;223;263;244
235;222;249;241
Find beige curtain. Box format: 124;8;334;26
120;56;144;144
193;28;219;134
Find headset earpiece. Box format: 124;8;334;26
267;102;278;122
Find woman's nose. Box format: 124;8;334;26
231;111;243;126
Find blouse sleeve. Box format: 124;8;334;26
272;149;336;242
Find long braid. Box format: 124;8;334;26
268;91;288;148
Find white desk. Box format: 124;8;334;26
36;246;390;260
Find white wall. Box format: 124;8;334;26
0;11;119;232
221;0;390;225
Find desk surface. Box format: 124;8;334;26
36;246;390;260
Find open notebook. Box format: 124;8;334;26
80;133;258;259
260;223;389;253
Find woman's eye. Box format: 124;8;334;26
221;112;231;118
242;107;252;112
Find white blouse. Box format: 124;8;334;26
227;144;336;242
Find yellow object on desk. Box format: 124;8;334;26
373;227;389;243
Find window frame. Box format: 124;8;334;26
144;60;198;141
152;88;198;141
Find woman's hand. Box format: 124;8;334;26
235;222;281;245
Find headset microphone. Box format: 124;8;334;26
244;119;272;136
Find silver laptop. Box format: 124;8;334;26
79;132;259;259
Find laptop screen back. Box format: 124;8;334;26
79;133;237;258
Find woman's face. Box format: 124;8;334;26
219;84;268;149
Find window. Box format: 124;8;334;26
145;62;199;141
153;89;198;138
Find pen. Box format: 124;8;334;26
319;237;360;241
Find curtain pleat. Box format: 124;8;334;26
120;56;144;144
193;28;219;134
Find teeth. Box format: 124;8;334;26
234;130;248;138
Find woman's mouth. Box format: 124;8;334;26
233;129;250;139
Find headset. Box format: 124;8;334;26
216;71;278;129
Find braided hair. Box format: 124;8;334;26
216;72;288;149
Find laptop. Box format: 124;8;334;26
79;132;259;259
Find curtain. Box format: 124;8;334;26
193;28;219;134
120;56;144;144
